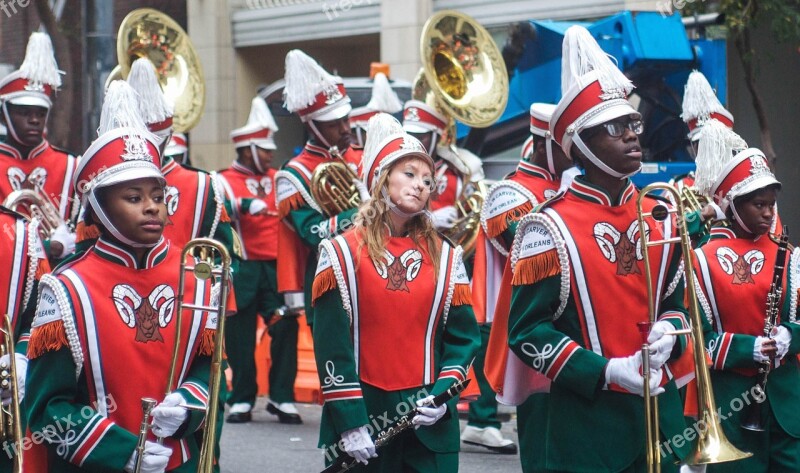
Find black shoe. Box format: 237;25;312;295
266;402;303;424
226;411;252;423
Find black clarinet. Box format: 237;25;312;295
321;379;470;473
741;225;789;432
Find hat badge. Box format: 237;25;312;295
324;87;344;105
24;81;46;93
749;155;769;175
400;136;424;152
121;135;154;162
406;107;420;122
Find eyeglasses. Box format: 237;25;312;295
600;119;644;138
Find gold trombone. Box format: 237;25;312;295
0;314;23;472
636;183;751;472
167;238;231;473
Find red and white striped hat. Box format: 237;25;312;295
164;132;188;157
681;71;734;141
402;100;448;136
712;148;779;212
549;26;640;179
361;113;433;192
283;50;351;123
0;32;62;109
231;97;278;150
529;103;556;137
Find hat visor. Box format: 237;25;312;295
164;145;188;156
308;102;352;123
234;139;277;150
403;123;436;134
729;175;782;202
93;165;166;193
581;102;641;131
7;95;51;108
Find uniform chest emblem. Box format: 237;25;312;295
165;185;180;216
112;284;175;343
8;166;47;192
246;177;272;198
716;247;764;284
373;249;423;292
594;220;647;276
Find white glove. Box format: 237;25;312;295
605;353;664;397
150;392;189;438
412;395;447;427
50;223;76;258
247;199;268;216
772;326;792;360
430;206;458;230
124;441;172;473
647;321;677;370
353;178;371;201
680;463;707;473
0;354;26;406
340;426;376;465
753;336;775;363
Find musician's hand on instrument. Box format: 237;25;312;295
605;353;664;397
340;426;376;465
124;440;172;473
50;223;76;258
680;463;707;473
247;199;268;216
431;206;457;230
0;353;26;405
701;202;725;223
353;178;371;201
771;326;792;360
151;393;189;438
753;336;778;363
647;321;677;370
412;395;447;427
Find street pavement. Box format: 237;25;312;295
219;398;522;472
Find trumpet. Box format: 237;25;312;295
310;146;362;217
0;314;23;472
636;183;751;472
167;238;232;473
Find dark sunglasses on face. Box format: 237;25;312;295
601;118;644;138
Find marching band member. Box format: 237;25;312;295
25;81;224;472
0;207;49;471
691;120;800;472
349;71;403;148
164;132;189;165
311;113;479;471
276;49;366;327
0;32;77;261
466;103;572;455
401;100;484;233
217;97;301;425
507;26;692;472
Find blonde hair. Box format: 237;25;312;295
353;165;441;278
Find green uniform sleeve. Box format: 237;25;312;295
312;290;370;436
508;276;607;401
699;300;759;370
288;205;357;248
26;347;137;470
430;303;481;397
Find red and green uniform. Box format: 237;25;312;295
26;237;224;472
0;141;78;257
275;142;362;325
693;232;800;472
0;208;49;472
311;229;480;471
470;161;559;438
505;177;693;472
217;162;295;406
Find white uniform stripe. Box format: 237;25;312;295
191;173;207;239
695;251;721;329
178;280;204;385
63;270;107;416
545;208;602;354
59;156;75;218
425;244;450;383
6;219;25;318
335;237;360;372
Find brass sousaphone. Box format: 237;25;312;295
418;10;508;255
107;8;205;133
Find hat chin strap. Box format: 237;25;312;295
308;120;332;149
380;186;429;219
88;191;159;249
730;201;756;235
355;127;364;148
545;133;556;175
572;133;640;180
2;101;50;150
250;143;265;174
